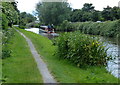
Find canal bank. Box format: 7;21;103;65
25;28;120;79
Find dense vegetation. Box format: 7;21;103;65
70;4;120;22
19;12;37;29
35;1;120;25
2;1;19;59
2;2;19;27
36;1;71;25
54;32;111;67
19;29;119;83
57;20;120;38
2;28;14;59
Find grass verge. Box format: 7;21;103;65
19;28;119;83
2;29;43;83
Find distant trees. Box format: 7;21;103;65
82;3;95;12
36;1;71;25
19;12;37;28
70;3;96;22
70;3;120;22
35;2;120;25
102;6;120;21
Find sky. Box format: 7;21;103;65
16;0;120;14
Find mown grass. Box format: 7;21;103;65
2;29;43;83
19;28;119;83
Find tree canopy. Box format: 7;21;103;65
2;1;19;29
70;3;120;22
2;1;19;27
19;12;37;28
36;1;71;25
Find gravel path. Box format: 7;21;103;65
16;29;57;83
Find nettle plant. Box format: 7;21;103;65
2;28;15;59
55;32;111;67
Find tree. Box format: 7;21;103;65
70;3;98;22
91;11;101;21
19;12;37;28
70;9;83;22
111;6;120;20
36;1;71;25
102;6;112;21
2;1;19;27
82;3;95;12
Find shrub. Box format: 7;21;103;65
2;28;14;59
2;13;8;30
55;32;111;67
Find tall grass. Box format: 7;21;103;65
57;20;120;38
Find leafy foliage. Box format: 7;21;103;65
82;3;95;12
2;13;8;30
2;2;19;26
2;1;19;59
36;1;71;25
70;3;120;22
54;32;110;67
19;12;37;29
2;28;15;59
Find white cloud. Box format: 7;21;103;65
16;0;40;13
16;0;120;14
68;0;120;11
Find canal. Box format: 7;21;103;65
25;28;120;78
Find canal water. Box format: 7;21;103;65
99;36;120;78
25;28;120;78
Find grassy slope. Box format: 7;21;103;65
2;29;43;83
19;28;119;83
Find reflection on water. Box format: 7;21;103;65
99;36;120;78
25;28;120;78
25;28;39;34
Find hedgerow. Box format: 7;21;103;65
2;28;15;59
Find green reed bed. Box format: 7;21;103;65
57;20;120;38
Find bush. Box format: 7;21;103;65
2;28;14;59
2;13;8;30
55;32;111;67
